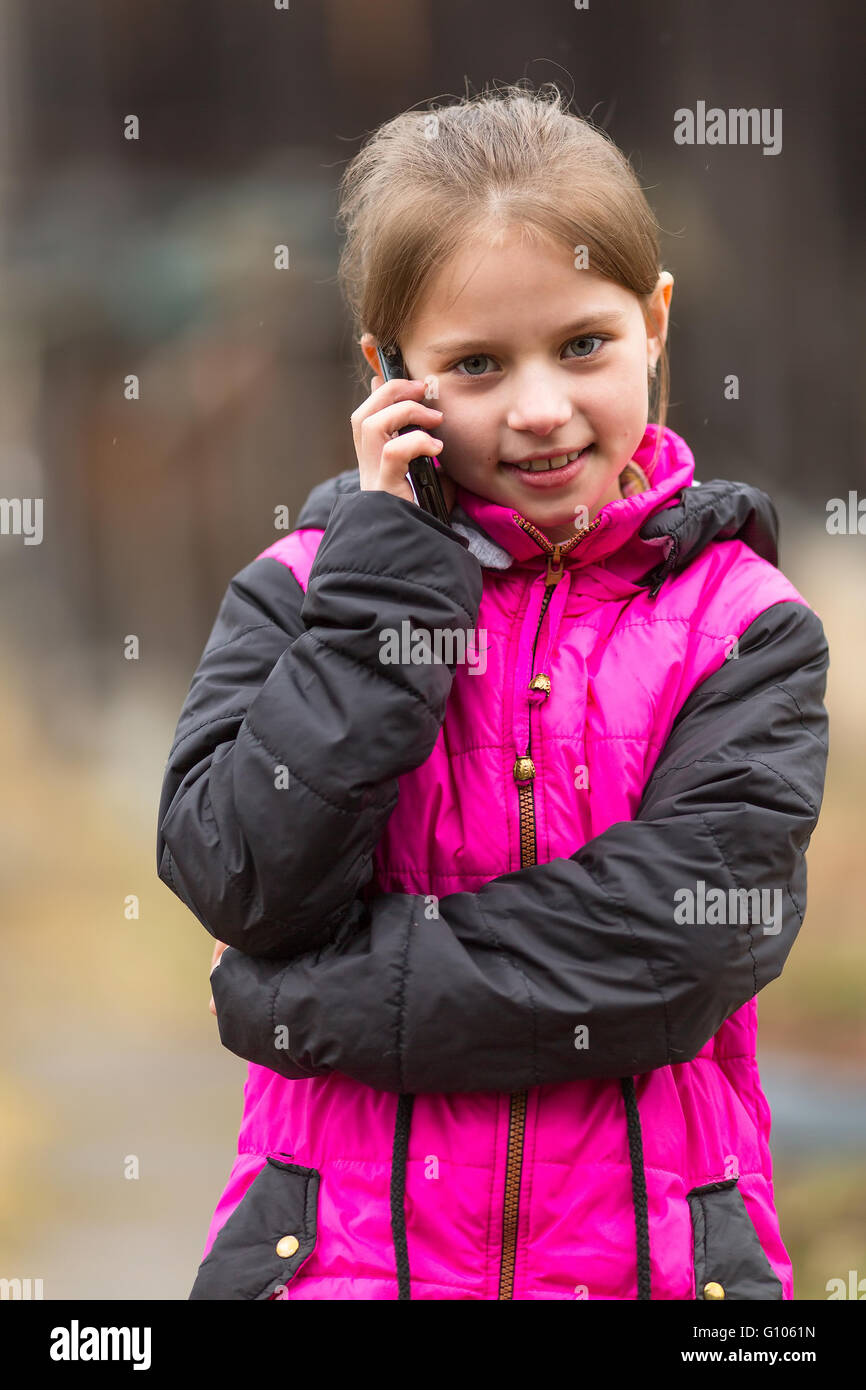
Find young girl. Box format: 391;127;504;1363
157;82;829;1300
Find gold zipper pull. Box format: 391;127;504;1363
512;755;536;783
545;543;564;586
529;673;551;699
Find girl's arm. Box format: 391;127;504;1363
156;489;481;960
210;598;829;1090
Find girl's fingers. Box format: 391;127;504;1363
359;398;443;445
379;432;444;495
351;377;428;433
210;939;228;969
209;940;227;1013
381;429;444;461
351;377;445;503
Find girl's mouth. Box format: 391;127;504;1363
500;443;595;488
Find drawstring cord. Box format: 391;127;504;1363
620;1076;652;1299
391;1093;415;1300
390;1081;652;1301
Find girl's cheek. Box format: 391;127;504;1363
446;411;488;451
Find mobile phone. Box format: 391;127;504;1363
375;343;452;527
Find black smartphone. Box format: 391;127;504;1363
375;343;452;527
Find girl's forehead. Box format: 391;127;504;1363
404;244;638;350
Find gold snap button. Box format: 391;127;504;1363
276;1235;299;1258
703;1281;725;1300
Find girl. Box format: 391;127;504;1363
157;82;829;1300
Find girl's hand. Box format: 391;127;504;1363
208;939;229;1016
351;375;452;508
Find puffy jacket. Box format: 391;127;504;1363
156;423;829;1300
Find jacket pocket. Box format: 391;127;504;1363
686;1177;783;1300
189;1157;320;1300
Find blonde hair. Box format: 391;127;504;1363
337;79;671;476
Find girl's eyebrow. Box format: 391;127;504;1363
427;309;630;358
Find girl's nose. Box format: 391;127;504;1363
505;381;573;437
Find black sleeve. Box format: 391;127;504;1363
210;600;829;1091
156;490;482;959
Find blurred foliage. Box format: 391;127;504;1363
780;1159;866;1301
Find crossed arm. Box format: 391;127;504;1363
157;491;828;1094
210;604;828;1094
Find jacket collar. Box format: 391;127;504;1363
452;424;695;575
452;423;782;595
293;424;781;594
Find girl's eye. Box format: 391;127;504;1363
564;335;604;359
454;354;493;377
452;337;605;376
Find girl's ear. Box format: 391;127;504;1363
360;332;380;373
645;272;674;373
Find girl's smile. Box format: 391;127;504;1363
499;442;595;488
364;226;672;543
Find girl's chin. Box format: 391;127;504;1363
455;456;619;528
501;482;607;528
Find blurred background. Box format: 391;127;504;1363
0;0;863;1300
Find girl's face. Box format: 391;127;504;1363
363;227;673;544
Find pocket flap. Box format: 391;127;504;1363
687;1178;783;1300
190;1157;319;1300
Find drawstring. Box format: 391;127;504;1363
620;1076;652;1299
390;1081;652;1300
391;1093;415;1300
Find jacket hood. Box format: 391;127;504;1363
294;424;780;595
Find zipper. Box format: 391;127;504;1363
497;511;601;1300
514;512;602;587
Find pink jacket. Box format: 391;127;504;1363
160;424;829;1299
